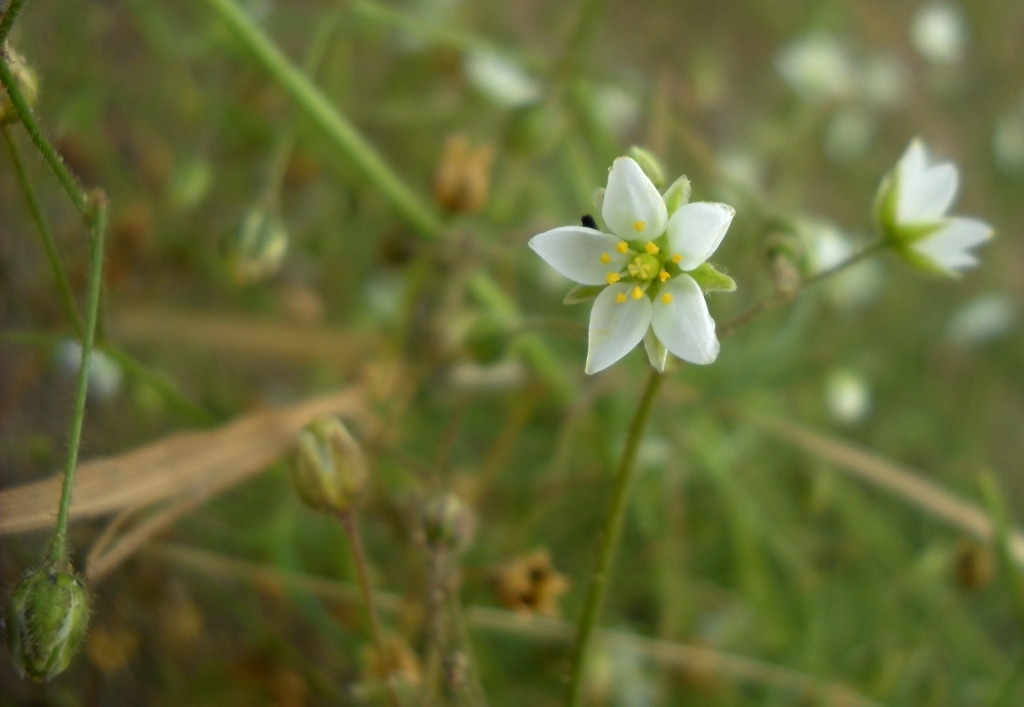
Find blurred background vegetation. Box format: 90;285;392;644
2;0;1023;704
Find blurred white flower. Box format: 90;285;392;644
824;107;876;163
775;35;853;103
716;147;764;193
993;110;1024;175
826;368;871;424
858;54;910;110
448;360;526;391
593;84;641;138
801;220;882;308
910;4;966;66
876;138;993;275
945;293;1017;347
56;339;123;402
464;52;541;108
529;157;736;373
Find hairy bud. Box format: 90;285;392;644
6;564;90;681
0;45;39;125
291;416;368;513
227;207;289;284
627;146;666;189
421;492;475;554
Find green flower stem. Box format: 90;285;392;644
49;195;108;566
338;509;403;707
0;54;90;216
564;368;663;707
2;125;84;336
0;0;27;44
554;0;608;88
203;0;442;239
717;239;886;340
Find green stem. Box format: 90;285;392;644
49;194;108;565
3;125;84;336
0;0;27;44
202;0;442;238
717;239;886;340
339;509;403;707
564;368;663;707
0;51;90;216
553;0;608;88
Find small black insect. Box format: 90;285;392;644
581;214;597;229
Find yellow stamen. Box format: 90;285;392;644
645;241;659;255
615;292;627;303
600;252;611;264
606;272;620;284
633;220;645;232
661;293;673;304
658;270;670;282
631;286;643;300
672;253;682;264
616;241;629;254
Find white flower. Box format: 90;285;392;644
876;138;993;276
464;52;541;108
910;3;966;66
529;157;735;374
775;35;853;103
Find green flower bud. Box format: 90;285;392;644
421;492;475;553
6;564;90;681
627;146;666;189
464;315;512;365
291;416;367;513
0;45;39;125
227;207;289;284
688;262;737;293
662;175;692;216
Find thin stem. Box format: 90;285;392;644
0;0;27;45
3;125;84;335
718;240;886;340
338;509;403;707
202;0;442;239
553;0;608;88
564;368;664;707
0;51;90;215
49;194;108;565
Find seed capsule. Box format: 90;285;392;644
6;564;90;681
291;416;368;513
421;492;475;554
227;207;289;284
0;45;39;125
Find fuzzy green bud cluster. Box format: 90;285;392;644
6;564;90;681
421;492;475;554
227;207;289;284
0;45;39;125
291;416;368;513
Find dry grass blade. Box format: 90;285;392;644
0;388;366;535
154;543;882;707
110;307;368;365
748;414;1024;568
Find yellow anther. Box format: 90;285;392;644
616;241;629;254
672;253;682;264
606;272;620;284
661;293;673;304
658;270;670;282
645;241;659;255
615;292;627;303
633;220;646;232
600;252;611;264
631;286;643;300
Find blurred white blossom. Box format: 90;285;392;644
993;110;1024;175
910;4;966;66
826;368;872;424
56;339;123;402
464;53;541;107
775;35;853;103
824;107;876;163
858;54;910;110
593;85;641;137
801;220;882;308
945;293;1017;347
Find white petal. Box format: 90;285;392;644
897;139;959;223
911;217;993;272
586;283;652;374
601;157;668;241
651;275;719;365
666;202;735;271
529;227;630;285
643;329;668;372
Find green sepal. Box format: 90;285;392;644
563;284;604;304
688;262;737;293
663;175;692;216
627;146;666;188
894;242;960;278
